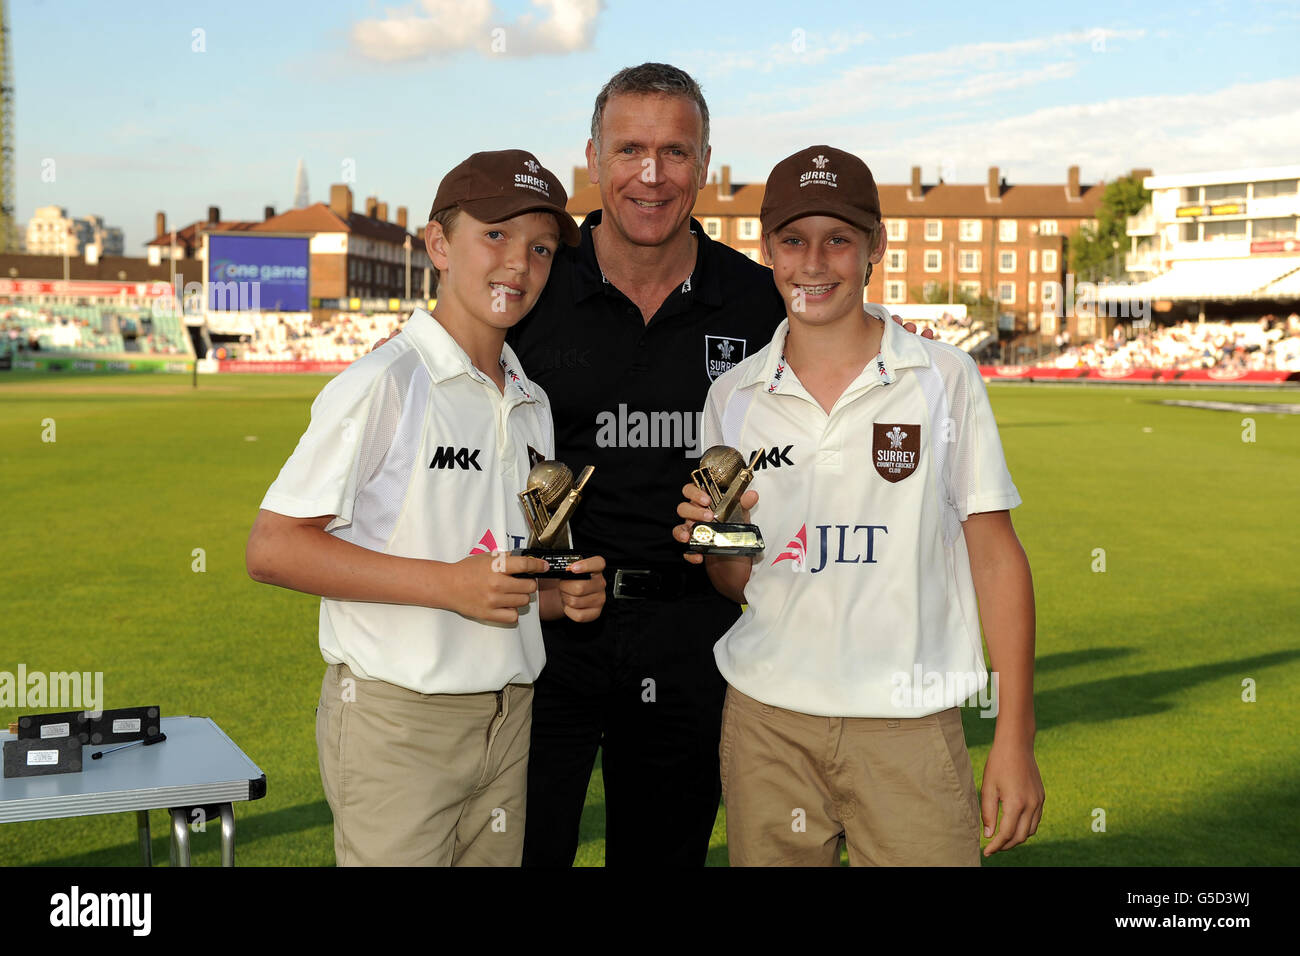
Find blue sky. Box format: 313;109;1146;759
13;0;1300;250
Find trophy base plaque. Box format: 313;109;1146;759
686;522;765;556
513;548;593;579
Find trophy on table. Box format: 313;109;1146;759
685;446;765;555
515;461;595;578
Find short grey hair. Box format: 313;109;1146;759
590;63;710;159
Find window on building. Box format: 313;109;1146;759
1182;186;1201;203
925;220;942;241
1205;183;1247;202
738;218;760;240
1203;220;1247;241
958;220;981;241
1039;220;1059;236
887;219;907;241
999;220;1017;242
1042;250;1058;273
1042;282;1056;304
999;251;1016;272
1029;281;1036;304
958;250;979;272
702;218;722;238
1253;217;1298;239
885;280;906;303
1029;250;1037;273
1181;222;1200;242
958;280;980;299
924;250;942;272
998;282;1015;303
1253;179;1298;199
886;250;906;271
744;248;762;262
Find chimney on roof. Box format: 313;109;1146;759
909;166;922;201
155;212;166;238
330;184;353;219
264;205;276;221
1067;165;1081;201
365;196;379;218
208;205;220;225
986;167;1001;202
376;201;388;222
1131;167;1153;184
397;206;408;229
720;165;732;199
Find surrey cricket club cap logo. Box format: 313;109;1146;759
706;335;747;382
872;423;921;483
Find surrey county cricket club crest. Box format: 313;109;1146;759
706;335;747;382
872;423;921;483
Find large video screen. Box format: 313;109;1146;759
208;235;310;312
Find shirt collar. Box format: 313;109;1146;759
404;308;541;403
738;304;933;394
572;209;722;308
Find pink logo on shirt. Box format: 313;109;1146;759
470;529;499;555
771;523;807;571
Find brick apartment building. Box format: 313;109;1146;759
568;162;1143;337
145;187;432;308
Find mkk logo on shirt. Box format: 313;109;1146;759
771;522;888;573
429;446;482;471
706;335;746;381
748;445;794;469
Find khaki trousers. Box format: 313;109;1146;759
316;663;532;866
720;685;981;866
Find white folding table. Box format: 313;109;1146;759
0;716;266;866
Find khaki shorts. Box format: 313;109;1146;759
720;684;981;866
315;663;532;866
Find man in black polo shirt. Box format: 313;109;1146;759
508;63;783;867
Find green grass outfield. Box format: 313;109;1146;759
1;370;1297;866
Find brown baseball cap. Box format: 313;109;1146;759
429;149;580;246
760;145;882;236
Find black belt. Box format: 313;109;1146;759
608;565;715;600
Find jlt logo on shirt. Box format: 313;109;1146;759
429;446;483;471
872;424;920;482
705;335;747;381
771;522;888;573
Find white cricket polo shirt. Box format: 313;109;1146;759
260;309;553;695
704;304;1021;717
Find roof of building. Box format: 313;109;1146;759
254;203;420;244
144;220;261;248
567;175;1107;220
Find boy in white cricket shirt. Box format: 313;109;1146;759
674;145;1044;866
246;150;608;866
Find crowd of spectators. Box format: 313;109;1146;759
2;305;188;355
1045;314;1300;373
230;312;400;362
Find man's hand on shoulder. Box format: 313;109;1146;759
890;314;936;339
370;328;402;352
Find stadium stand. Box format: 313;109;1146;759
1;304;190;355
230;312;402;362
1044;314;1300;373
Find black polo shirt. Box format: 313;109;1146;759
508;209;786;568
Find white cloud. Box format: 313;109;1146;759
351;0;602;62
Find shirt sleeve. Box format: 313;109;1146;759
259;359;394;527
954;353;1022;520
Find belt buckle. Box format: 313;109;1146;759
612;568;654;600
